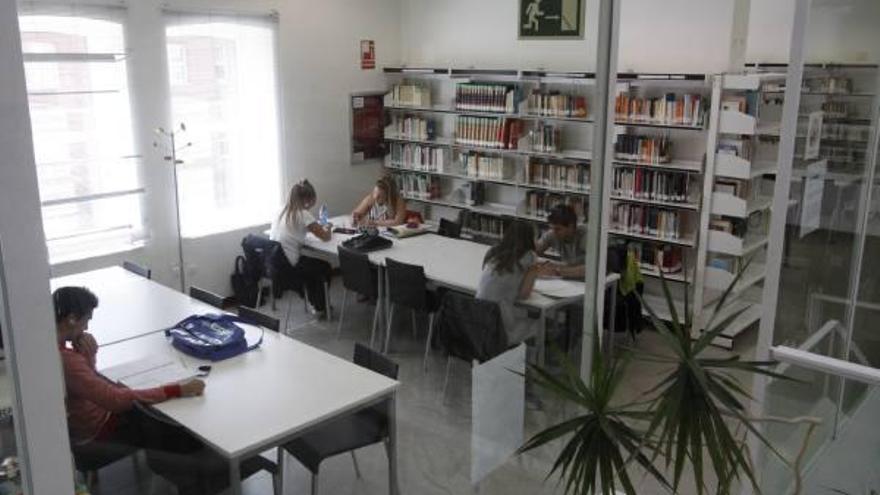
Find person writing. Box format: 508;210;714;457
476;220;555;344
535;204;587;279
351;175;407;227
270;179;333;316
56;286;205;452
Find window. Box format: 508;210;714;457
19;12;144;264
165;15;282;238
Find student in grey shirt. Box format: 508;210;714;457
477;221;554;343
535;204;587;279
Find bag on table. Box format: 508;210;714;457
166;314;263;361
341;230;392;253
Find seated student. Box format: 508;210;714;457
270;179;333;316
476;220;555;344
351;175;407;227
535;204;587;279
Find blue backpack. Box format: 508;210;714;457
165;314;263;361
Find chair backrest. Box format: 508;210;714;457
241;234;285;280
189;286;230;309
337;245;377;298
122;261;151;279
385;257;428;310
438;218;461;239
238;305;280;332
353;343;398;428
436;291;508;364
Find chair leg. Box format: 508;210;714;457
284;292;295;334
384;304;395;354
324;282;332;320
275;448;285;495
423;312;435;372
370;299;381;349
270;280;277;311
303;286;310;312
442;356;453;398
350;451;362;479
384;439;395;495
336;289;349;339
411;309;418;339
311;472;319;495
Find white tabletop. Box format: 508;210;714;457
51;267;218;346
97;327;399;459
303;218;583;310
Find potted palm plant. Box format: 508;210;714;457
519;265;820;495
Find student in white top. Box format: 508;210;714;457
351;175;407;227
270;179;333;315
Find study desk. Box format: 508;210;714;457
51;267;218;346
300;218;610;365
98;325;400;495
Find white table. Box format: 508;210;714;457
51;267;218;346
302;218;597;365
98;325;400;495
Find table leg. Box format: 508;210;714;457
386;392;400;495
229;458;242;495
538;308;547;368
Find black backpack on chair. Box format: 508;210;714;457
231;255;259;307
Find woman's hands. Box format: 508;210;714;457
73;332;98;357
179;379;206;397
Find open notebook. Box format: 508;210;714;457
534;278;585;299
100;354;196;389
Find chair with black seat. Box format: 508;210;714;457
71;442;140;490
435;291;510;396
238;305;281;332
122;261;151;279
383;258;439;368
437;218;461;239
283;344;399;495
336;245;381;343
189;286;232;309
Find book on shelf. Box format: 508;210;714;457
615;92;706;126
462;211;506;239
611;204;682;240
629;242;684;275
717;137;752;160
614;134;672;163
389;143;446;172
525;192;587;219
526;161;589;191
526;89;588;118
461;152;507;180
612;168;690;203
388;115;435;141
465;181;486;206
456;83;518;113
532;122;561;153
398;173;441;200
387;81;432;108
455;116;523;149
713;179;744;197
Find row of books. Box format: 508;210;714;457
462;212;506;239
822;123;871;142
387;82;432;108
388;116;435;141
456;83;518;113
612;168;691;203
455;116;523;149
629;242;684;275
820;101;849;118
525;90;588;118
525;161;590;191
524;192;587;219
718;137;753;160
388;143;446;172
611;204;682;240
461;153;507;180
615;92;705;126
396;173;441;200
531;122;561;153
614;135;672;163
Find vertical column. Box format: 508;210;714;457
581;0;621;380
728;0;752;72
0;1;76;493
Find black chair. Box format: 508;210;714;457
189;286;232;309
383;258;439;369
146;446;279;495
122;261;151;279
437;218;461;239
336;245;381;343
435;291;510;396
72;442;140;489
238;305;281;332
283;344;399;495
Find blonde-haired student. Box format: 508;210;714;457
270;179;333;315
351;175;407;227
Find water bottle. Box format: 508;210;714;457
318;203;329;225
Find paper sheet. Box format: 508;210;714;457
101;355;195;389
534;278;585;298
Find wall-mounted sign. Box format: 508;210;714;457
519;0;585;39
350;92;385;164
800;159;827;238
804;111;824;160
360;40;375;70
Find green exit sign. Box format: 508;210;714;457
519;0;585;39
